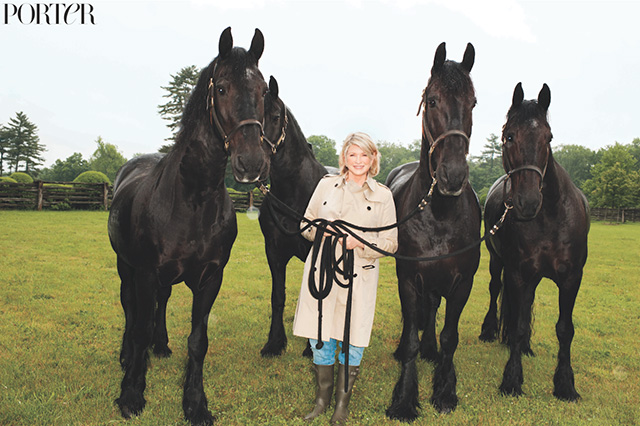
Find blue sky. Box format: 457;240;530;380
2;0;639;166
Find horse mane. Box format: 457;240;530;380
505;100;550;130
175;47;256;147
427;61;475;96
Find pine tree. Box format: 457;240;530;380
3;112;46;174
0;125;9;176
157;65;200;149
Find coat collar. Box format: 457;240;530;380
336;174;385;202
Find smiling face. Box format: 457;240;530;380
345;144;372;183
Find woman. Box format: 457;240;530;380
293;132;398;424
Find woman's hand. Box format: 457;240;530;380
340;235;364;250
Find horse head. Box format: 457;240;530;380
421;42;476;196
209;27;270;183
263;76;288;155
502;82;552;220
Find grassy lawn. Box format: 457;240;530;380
0;211;638;425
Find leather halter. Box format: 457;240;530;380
501;138;550;208
206;63;266;153
263;102;288;155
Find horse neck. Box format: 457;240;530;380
270;110;325;195
541;153;569;204
417;134;436;188
172;121;228;194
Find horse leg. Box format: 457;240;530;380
260;250;288;357
116;267;157;419
152;285;172;358
420;291;441;363
553;274;582;401
117;256;136;370
430;280;470;413
386;274;421;422
499;273;536;397
182;268;223;426
479;252;503;342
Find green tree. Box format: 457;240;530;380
628;138;640;167
157;65;200;151
376;139;421;183
3;112;46;174
480;133;502;172
89;137;127;183
307;135;338;168
468;133;505;205
39;152;90;182
553;144;597;189
583;142;640;208
0;125;9;176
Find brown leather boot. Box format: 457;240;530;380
330;364;359;425
304;364;334;421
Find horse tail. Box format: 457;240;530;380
497;283;509;344
498;281;536;355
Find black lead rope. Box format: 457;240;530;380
257;182;510;391
303;219;356;392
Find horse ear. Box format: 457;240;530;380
512;82;524;107
219;27;233;58
432;42;446;73
461;43;475;72
249;28;264;63
269;76;279;98
538;83;551;111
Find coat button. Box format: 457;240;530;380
323;201;327;205
367;206;371;210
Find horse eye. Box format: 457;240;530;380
273;114;281;123
428;99;437;108
217;86;226;95
506;134;514;143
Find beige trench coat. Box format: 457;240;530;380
292;174;398;347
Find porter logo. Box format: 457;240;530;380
2;3;95;24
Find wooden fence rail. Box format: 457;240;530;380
590;207;640;223
0;181;111;210
1;182;637;221
0;182;264;212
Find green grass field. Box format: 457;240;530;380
0;211;638;425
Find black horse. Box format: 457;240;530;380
385;42;480;421
479;83;589;401
258;76;332;357
108;27;270;425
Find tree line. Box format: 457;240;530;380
0;111;127;185
3;65;639;210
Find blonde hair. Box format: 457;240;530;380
338;132;381;177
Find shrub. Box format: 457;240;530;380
0;176;18;184
73;171;111;185
9;172;33;183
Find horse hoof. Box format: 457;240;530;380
260;341;285;358
478;329;497;342
385;404;419;422
553;388;581;402
115;392;146;419
185;409;215;426
153;344;173;358
420;348;439;364
431;395;458;414
499;383;523;397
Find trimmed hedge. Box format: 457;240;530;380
0;177;18;184
9;172;33;183
73;171;111;185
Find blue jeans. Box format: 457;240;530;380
309;338;364;366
